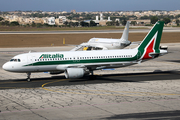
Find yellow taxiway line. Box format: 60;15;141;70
41;79;180;96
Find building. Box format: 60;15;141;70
55;16;67;25
133;20;151;25
71;10;76;14
47;17;55;25
59;16;66;23
92;13;112;26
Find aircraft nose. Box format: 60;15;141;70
2;62;12;71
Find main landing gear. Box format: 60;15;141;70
89;71;96;80
26;72;31;82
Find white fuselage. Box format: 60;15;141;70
87;38;131;49
71;38;131;51
3;49;138;73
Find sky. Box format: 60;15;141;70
0;0;180;12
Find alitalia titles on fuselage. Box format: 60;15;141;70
39;54;64;59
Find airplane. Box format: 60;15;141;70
2;21;167;81
70;21;131;51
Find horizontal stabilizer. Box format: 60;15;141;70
149;52;160;58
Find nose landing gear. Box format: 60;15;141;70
26;72;31;82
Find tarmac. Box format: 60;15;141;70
0;43;180;120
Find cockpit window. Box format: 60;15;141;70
10;59;14;61
10;59;21;62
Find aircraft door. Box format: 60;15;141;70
27;55;40;71
27;55;33;66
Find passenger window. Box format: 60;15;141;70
18;59;21;62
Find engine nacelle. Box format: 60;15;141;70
65;68;85;79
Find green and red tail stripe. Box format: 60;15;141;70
137;21;164;60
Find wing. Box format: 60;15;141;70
66;61;138;71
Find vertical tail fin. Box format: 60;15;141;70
121;21;130;40
120;21;131;47
137;21;164;59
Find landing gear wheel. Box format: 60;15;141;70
90;70;94;76
27;78;30;82
89;75;96;80
26;72;31;82
89;71;96;80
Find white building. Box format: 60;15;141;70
92;13;112;26
108;17;111;21
48;17;55;25
59;16;66;23
100;13;103;21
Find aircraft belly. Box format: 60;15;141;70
21;65;57;72
35;65;57;72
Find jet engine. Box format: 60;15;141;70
64;68;85;79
